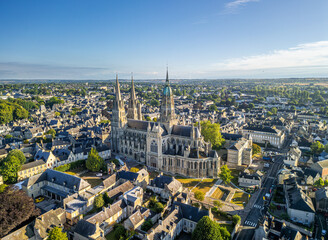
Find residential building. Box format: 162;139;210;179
241;125;285;148
22;169;91;202
148;173;183;200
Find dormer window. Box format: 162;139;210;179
52;177;56;182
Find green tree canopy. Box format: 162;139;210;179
209;104;218;112
6;149;26;164
0;156;22;183
192;216;230;240
48;227;68;240
315;177;324;187
46;129;56;138
194;191;205;201
252;143;261;155
219;165;233;184
311;141;324;155
94;195;105;209
232;215;241;226
86;148;104;172
198;121;225;150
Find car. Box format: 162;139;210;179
35;196;44;203
96;173;103;177
322;229;326;236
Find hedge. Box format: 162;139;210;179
54;160;86;172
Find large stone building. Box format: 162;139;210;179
111;71;220;178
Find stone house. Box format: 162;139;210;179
147;173;183;200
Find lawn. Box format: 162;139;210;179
192;179;216;195
85;178;103;188
231;191;249;206
211;187;229;200
105;230;116;240
212;211;231;221
176;178;202;189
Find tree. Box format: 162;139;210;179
103;192;113;205
48;227;68;240
219;165;233;184
154;202;164;213
311;141;324;155
130;167;139;173
194;191;205;201
198;121;225;150
86;148;104;172
315;178;325;187
209;104;218;112
55;112;60;117
150;99;160;107
94;195;105;209
232;215;241;226
0;156;22;183
6;149;26;164
291;105;296;111
0;186;40;237
325;144;328;153
141;219;153;231
46;128;56;138
192;216;230;240
213;200;224;210
252;143;261;155
324;180;328;187
271;107;278;115
114;225;126;239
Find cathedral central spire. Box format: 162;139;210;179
160;68;177;127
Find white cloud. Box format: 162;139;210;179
225;0;259;10
212;41;328;73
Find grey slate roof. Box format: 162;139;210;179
22;169;90;192
74;220;97;237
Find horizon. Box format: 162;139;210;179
1;0;328;79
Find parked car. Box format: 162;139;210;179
35;196;44;203
96;173;103;177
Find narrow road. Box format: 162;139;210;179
235;155;284;240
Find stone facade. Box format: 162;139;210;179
111;71;220;178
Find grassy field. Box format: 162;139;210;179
85;178;103;188
176;178;202;189
191;179;216;195
105;230;116;240
211;187;224;199
212;211;231;221
211;187;229;200
231;191;249;206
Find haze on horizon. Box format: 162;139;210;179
0;0;327;80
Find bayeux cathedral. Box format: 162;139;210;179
111;70;220;178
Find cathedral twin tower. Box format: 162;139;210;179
111;69;220;178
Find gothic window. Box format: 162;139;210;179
194;162;197;169
151;141;158;153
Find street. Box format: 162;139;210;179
235;155;284;240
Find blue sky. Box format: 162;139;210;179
0;0;328;80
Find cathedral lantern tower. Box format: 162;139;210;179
111;75;127;153
127;74;139;120
160;68;177;127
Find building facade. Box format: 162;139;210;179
111;71;220;178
